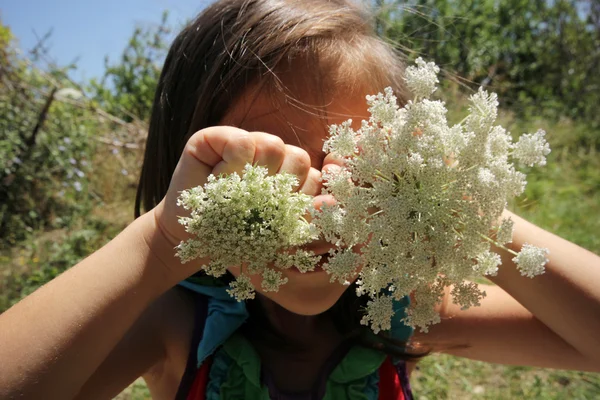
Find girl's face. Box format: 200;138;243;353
219;79;372;316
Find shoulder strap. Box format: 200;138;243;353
184;356;213;400
175;294;209;400
378;357;413;400
378;357;403;400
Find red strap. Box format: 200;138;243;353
378;357;405;400
186;356;213;400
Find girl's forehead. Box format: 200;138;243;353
219;85;370;169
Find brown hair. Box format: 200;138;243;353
134;0;409;216
135;0;422;359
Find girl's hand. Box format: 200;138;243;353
151;126;323;277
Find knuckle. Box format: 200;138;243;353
261;135;286;160
285;145;311;170
231;133;255;160
249;132;286;165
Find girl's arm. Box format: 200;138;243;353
74;285;197;400
0;126;316;398
0;211;191;399
416;210;600;371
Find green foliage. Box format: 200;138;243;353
89;11;171;122
378;0;600;130
0;19;143;312
0;218;124;312
113;378;151;400
0;23;99;245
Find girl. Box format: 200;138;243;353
1;0;599;399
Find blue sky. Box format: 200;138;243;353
2;0;210;81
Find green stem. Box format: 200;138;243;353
374;170;390;182
441;180;458;189
478;232;518;256
460;165;478;174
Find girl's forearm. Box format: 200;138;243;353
0;210;189;399
489;210;600;363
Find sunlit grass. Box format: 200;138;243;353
412;354;600;399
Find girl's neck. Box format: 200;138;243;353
248;295;347;392
257;294;338;348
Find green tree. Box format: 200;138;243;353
0;22;98;245
377;0;600;131
89;11;171;122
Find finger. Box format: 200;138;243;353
298;167;322;196
168;126;251;195
277;144;311;191
319;152;348;191
249;131;286;175
206;129;256;176
321;163;343;183
186;126;249;168
312;194;337;210
160;126;254;242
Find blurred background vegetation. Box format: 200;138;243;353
1;0;598;399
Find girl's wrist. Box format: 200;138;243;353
134;208;201;290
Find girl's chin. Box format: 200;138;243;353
227;264;358;315
258;278;352;316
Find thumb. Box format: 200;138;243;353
168;126;254;196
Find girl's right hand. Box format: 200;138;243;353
151;126;322;276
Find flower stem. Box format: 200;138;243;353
478;232;518;256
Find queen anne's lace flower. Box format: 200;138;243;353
512;243;550;278
474;250;502;276
360;295;394;334
496;217;514;245
227;274;255;301
316;58;551;332
322;120;357;157
176;59;551;333
404;58;440;99
261;268;288;292
175;164;319;301
513;129;552;167
322;248;362;284
451;282;486;309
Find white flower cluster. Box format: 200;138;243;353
316;58;551;332
175;164;319;300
